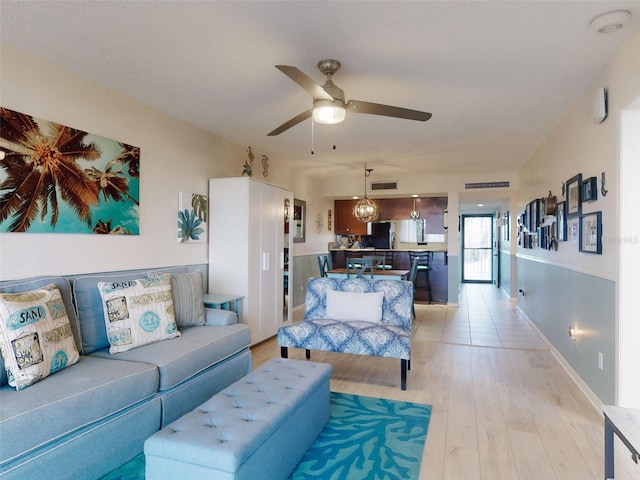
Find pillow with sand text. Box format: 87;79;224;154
97;274;180;354
0;284;80;390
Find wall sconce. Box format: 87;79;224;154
284;198;290;222
568;326;577;339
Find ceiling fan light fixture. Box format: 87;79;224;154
312;99;346;124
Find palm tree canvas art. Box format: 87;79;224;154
0;107;140;234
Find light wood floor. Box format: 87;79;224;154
254;284;640;480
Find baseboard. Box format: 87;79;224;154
517;306;604;416
497;286;517;308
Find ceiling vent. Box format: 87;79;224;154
371;181;398;191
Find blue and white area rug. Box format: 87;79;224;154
101;392;432;480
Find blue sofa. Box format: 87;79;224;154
0;266;252;480
277;277;413;390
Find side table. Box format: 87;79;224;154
203;293;244;323
603;405;640;479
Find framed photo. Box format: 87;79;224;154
524;204;531;232
566;174;582;218
582;177;597;202
556;201;567;241
538;227;546;249
570;220;579;245
528;199;540;232
579;211;602;254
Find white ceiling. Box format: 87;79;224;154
1;1;638;186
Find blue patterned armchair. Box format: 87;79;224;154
277;277;413;390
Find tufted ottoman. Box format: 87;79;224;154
144;358;332;480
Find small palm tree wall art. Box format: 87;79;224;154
178;192;207;243
0;107;140;234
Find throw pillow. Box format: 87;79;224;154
148;270;205;328
0;284;80;390
97;274;180;354
325;290;384;323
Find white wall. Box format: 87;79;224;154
516;28;640;405
0;43;293;279
290;174;334;256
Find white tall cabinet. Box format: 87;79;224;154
208;177;292;345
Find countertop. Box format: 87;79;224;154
330;244;447;253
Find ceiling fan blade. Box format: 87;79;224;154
347;100;432;122
267;110;312;136
276;65;335;101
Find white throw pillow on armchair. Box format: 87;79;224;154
325;290;384;323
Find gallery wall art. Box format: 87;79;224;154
178;192;207;243
0;107;140;234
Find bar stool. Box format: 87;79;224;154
408;251;431;303
379;251;395;270
344;250;363;269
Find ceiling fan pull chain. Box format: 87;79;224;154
311;118;315;155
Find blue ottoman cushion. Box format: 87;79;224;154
144;358;331;480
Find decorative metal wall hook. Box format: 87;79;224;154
601;172;608;197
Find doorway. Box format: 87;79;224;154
461;215;493;283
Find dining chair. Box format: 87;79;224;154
362;255;385;270
346;257;376;278
408;251;431;303
409;257;419;318
317;254;332;277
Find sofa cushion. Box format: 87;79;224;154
97;274;180;353
149;270;206;329
0;276;81;385
0;284;80;390
325;290;384;323
90;323;250;391
73;267;188;354
0;355;158;467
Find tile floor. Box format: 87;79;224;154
413;283;548;350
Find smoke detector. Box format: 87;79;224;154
590;10;632;34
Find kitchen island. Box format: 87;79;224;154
329;246;448;303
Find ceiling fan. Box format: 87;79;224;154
267;59;432;136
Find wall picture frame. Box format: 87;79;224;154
579;211;602;254
556;201;567;241
566;174;582;218
527;199;540;232
582;177;598;202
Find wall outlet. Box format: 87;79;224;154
598;351;604;370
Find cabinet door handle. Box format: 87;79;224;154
262;252;270;271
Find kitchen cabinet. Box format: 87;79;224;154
209;177;292;345
334;200;368;235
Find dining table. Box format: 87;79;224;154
326;268;410;280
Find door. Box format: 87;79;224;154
461;215;493;283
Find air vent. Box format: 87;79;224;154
371;181;398;191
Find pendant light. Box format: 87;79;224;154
353;163;379;223
410;196;420;220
